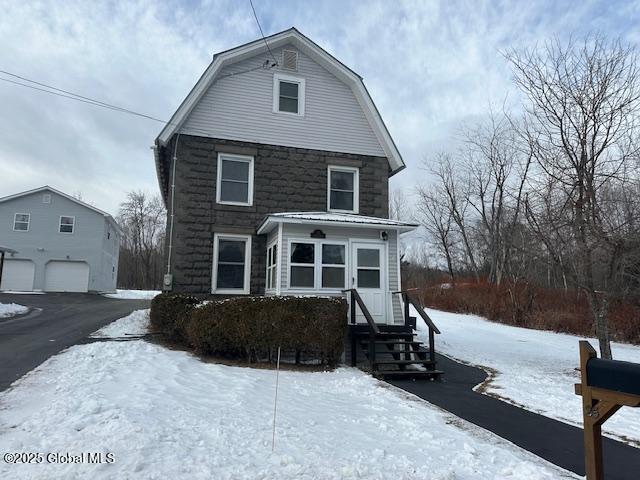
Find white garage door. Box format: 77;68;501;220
0;259;35;291
44;261;90;293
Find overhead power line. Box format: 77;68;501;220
249;0;278;67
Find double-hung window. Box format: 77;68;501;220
212;234;251;294
216;153;254;206
321;244;346;289
289;242;315;288
273;73;305;116
289;241;346;290
59;216;75;234
266;243;278;290
328;166;359;213
13;213;30;231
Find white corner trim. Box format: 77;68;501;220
327;165;359;214
276;222;283;295
211;233;252;294
216;153;254;206
272;72;306;116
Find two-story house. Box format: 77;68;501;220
154;28;417;325
0;186;120;293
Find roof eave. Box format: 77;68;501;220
257;215;418;235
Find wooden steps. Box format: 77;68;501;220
343;288;444;381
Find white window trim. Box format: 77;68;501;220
265;240;278;292
287;238;348;292
288;240;316;290
59;215;75;234
211;233;252;294
216;153;254;206
13;213;30;232
327;165;359;214
272;72;306;116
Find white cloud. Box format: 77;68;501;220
0;0;638;215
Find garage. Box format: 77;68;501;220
44;261;90;293
0;259;35;292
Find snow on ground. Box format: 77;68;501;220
103;289;160;300
90;309;150;338
0;311;575;480
415;306;640;446
0;302;28;318
0;291;45;295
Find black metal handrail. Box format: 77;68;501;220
393;290;440;367
342;288;379;369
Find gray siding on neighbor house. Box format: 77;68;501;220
167;135;389;295
0;190;119;292
278;223;402;324
181;44;386;158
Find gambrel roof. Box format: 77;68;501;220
155;27;404;177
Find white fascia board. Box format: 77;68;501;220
257;216;417;235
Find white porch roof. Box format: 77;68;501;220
257;212;418;234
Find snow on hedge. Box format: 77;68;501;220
0;302;28;318
0;310;574;480
417;307;640;445
103;289;160;300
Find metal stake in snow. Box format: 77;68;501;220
271;346;281;453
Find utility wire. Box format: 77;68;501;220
249;0;278;67
0;75;168;124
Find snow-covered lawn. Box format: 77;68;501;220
103;289;160;300
416;307;640;446
0;302;28;318
0;310;575;480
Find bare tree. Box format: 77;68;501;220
430;153;481;281
415;184;457;282
507;35;640;358
117;191;166;290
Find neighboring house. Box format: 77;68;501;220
154;28;417;325
0;186;120;293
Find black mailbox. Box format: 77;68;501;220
586;358;640;396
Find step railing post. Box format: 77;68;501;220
369;330;376;372
350;290;357;367
429;327;436;370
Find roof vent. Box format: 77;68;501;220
42;194;51;204
282;49;298;71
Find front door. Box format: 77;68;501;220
351;243;386;324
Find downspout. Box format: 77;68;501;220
165;133;181;279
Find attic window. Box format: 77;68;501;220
42;194;51;204
273;73;305;116
282;50;298;71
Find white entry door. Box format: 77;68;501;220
0;259;35;291
44;261;90;292
351;243;386;324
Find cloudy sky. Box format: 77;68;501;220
1;0;639;216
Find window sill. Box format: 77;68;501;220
215;203;257;213
212;289;250;295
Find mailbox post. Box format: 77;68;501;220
575;341;640;480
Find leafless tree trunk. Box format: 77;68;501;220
117;191;166;290
507;35;640;358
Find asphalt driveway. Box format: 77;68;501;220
0;293;151;391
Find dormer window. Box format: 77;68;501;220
273;73;305;116
327;166;359;213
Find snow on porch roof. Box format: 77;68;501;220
257;211;418;234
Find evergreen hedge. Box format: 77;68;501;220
149;294;347;368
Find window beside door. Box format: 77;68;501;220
289;241;346;290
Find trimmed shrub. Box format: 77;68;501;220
150;294;348;368
149;292;199;342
